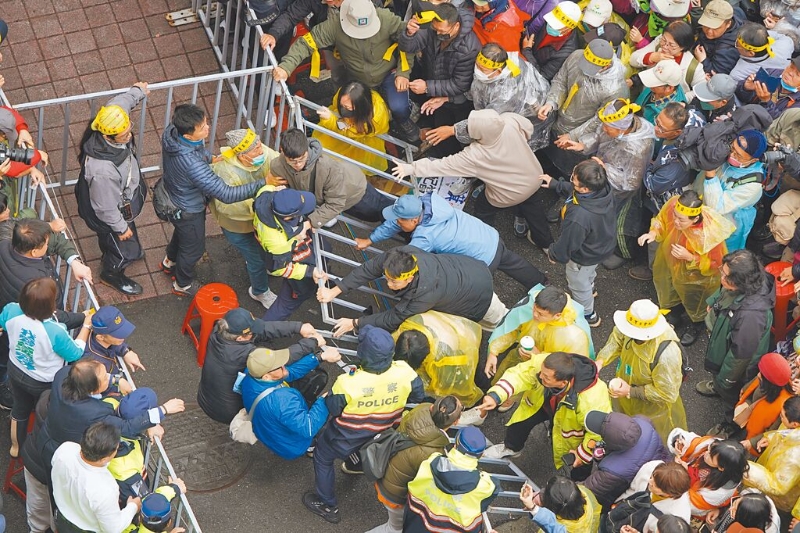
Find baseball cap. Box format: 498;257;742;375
698;0;734;29
579;39;614;77
455;426;487;457
92;306;135;339
472;0;489;4
271;188;316;217
651;0;690;18
118;387;158;419
544;2;582;31
247;347;292;377
638;59;683;88
383;195;423;221
340;0;381;39
0;19;8;44
223;308;255;336
693;73;737;102
793;56;800;70
582;0;612;27
141;493;173;529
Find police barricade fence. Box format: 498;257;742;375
0;89;205;533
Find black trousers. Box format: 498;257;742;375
473;189;555;249
8;364;50;450
504;407;551;452
344;183;394;223
413;98;474;159
97;221;143;274
166;210;206;287
489;238;547;290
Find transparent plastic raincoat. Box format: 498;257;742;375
312;88;390;175
649;196;735;322
569;115;655;194
488;284;594;384
744;427;800;520
393;311;484;407
597;327;687;442
469;52;552;151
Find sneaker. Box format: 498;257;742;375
303;492;341;524
695;380;719;397
458;406;487;426
172;280;201;297
585;312;601;328
680;322;701;347
482;443;522;460
306;446;315;458
525;231;551;256
100;270;143;296
394;120;421;145
0;381;13;411
513;216;528;238
161;257;175;276
471;184;485;199
628;265;653;281
762;241;785;260
601;254;626;270
249;287;277;309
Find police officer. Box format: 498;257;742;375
404;426;499;533
76;83;149;295
302;325;425;524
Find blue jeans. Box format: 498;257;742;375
221;228;272;295
379;72;411;122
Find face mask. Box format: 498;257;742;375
474;67;496;83
699;101;717;111
781;79;798;93
545;24;561;36
250;154;266;167
105;138;128;149
728;155;744;167
436;31;453;42
339;106;355;118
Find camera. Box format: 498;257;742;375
0;145;35;165
763;145;795;166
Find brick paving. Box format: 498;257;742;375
1;0;237;305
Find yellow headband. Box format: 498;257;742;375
415;10;442;23
737;36;775;57
220;129;257;159
551;5;579;29
385;255;418;281
626;308;668;329
598;99;641;123
476;53;521;77
675;201;702;217
583;45;612;67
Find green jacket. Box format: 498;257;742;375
278;7;413;88
0;209;79;261
705;277;774;403
376;402;450;505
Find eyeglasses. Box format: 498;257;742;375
286;154;308;165
654;119;680;133
718;265;730;280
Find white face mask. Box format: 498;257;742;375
473;66;509;83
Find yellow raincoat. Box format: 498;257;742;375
488;353;611;468
561;485;603;533
744;427;800;519
393;311;484;407
650;197;735;322
596;327;687;443
489;292;592;385
312;88;389;175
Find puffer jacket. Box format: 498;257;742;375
523;28;580;82
377;403;450;505
488;353;612;468
583;415;670;508
398;19;480;103
267;139;367;229
161;124;262;214
0;239;64;311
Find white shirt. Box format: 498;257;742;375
51;442;138;533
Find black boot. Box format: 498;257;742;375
680;321;701;347
100;270;143;296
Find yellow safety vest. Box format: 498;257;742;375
407;449;496;533
253;185;313;280
332;361;417;432
102;396;146;483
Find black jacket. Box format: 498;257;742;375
398;19;481;104
695;10;744;75
336;246;494;331
548;181;616;266
268;0;331;43
197;319;318;424
523;29;580;81
33;366;157;482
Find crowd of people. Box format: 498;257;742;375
1;0;800;529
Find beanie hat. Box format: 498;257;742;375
357;325;395;373
222;128;259;158
455;426;487;457
118;388;158;419
758;352;792;386
738;129;768;159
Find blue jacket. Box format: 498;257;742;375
161;124;262;213
369;193;500;266
241;354;328;460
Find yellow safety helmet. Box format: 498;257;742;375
91;105;130;136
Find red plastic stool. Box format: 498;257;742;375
3;415;36;501
765;261;799;343
181;283;239;366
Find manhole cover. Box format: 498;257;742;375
160;402;255;493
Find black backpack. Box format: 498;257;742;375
651;339;693;382
604;490;663;533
